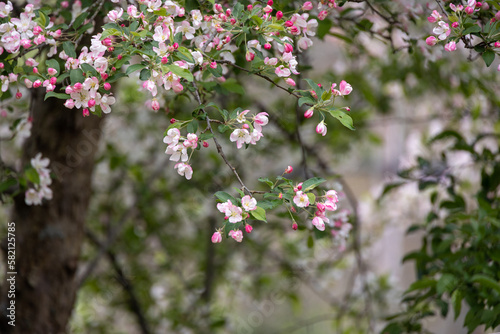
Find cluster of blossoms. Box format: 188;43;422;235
163;128;202;180
293;184;340;231
212;195;258;243
425;1;490;52
25;153;52;206
229;110;269;149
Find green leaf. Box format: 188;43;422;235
139;68;151;81
46;59;60;73
0;177;17;193
462;25;482;35
304;78;324;97
298;96;315;107
25;168;40;185
126;63;147;75
258;177;274;188
482;50;495;67
317;18;333;39
176;46;195;63
153;8;168;16
220;79;245;95
406;278;437;293
214;191;237;205
62;41;77;58
198;133;214;141
451;289;463;320
163;64;194;82
326;108;355;130
44;92;71;101
70;69;85;85
80;63;98;76
250;206;267;222
301;177;326;192
307;193;316;205
471;274;500;293
73;12;89;30
233;2;244;19
437;273;458;295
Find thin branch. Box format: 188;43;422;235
216;60;301;99
434;0;447;17
191;80;251;194
86;230;152;334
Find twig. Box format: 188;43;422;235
191;80;251;194
216;60;301;99
86;230;152;334
74;0;106;48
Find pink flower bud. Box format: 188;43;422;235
61;1;69;8
297;183;302;190
477;1;482;7
302;1;313;10
151;99;160;111
495;41;500;48
304;108;314;118
318;10;328;20
214;3;222;12
242;123;250;129
64;99;75;109
102;38;113;46
279;192;283;199
285;78;296;86
285;165;293;174
452;21;459;28
87;99;96;108
316;121;327;136
289;26;299;35
33;67;38;74
230;18;236;24
264;43;272;50
465;6;474;14
82;108;90;117
444;41;457;52
24;79;33;88
246;51;255;62
245;225;253;233
276;11;283;20
33;80;42;88
317;203;326;211
425;36;438;46
15;91;22;99
117;55;123;60
284;43;293;53
73;82;82;90
50;77;57;85
210;61;217;69
104;82;111;90
0;63;3;69
65;86;73;94
292;222;298;230
211;231;222;243
247;4;253;11
203;141;209;148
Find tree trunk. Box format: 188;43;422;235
0;90;103;333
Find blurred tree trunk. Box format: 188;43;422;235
0;90;103;334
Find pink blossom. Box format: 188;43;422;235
338;80;352;96
151;99;160;111
163;128;181;146
427;10;442;23
211;231;222;243
285;165;293;174
174;162;193;180
47;68;57;76
312;216;326;231
253;112;269;131
316;121;327;136
229;230;243;242
275;65;291;77
293;191;310;207
304;108;314;118
318;10;328;20
444;41;457;52
230;129;251;149
107;8;123;22
285;78;296;86
242;195;257;211
246;51;255;62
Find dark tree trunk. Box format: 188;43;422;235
0;90;103;333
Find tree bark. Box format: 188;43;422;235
0;90;103;333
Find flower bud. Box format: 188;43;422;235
245;225;253;233
104;82;111;90
15;91;22;99
316;121;327;136
285;165;293;174
82;108;90;117
203;141;209;148
276;11;283;20
87;99;96;108
304;108;314;118
292;222;298;230
211;231;222;243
